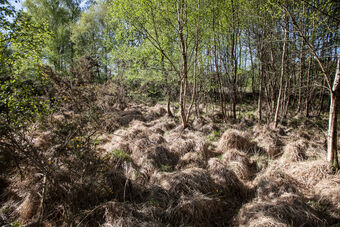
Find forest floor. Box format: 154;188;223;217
1;98;340;226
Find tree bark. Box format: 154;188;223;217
231;0;238;119
297;34;304;113
327;55;340;171
258;54;263;121
177;0;188;128
213;14;226;120
305;59;312;117
186;0;200;122
274;16;288;128
161;55;173;117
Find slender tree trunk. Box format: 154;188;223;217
317;80;326;116
327;55;340;171
258;50;263;121
305;59;312;117
297;37;304;113
274;17;288;128
248;30;255;94
213;16;226;119
231;0;237;119
186;0;200;122
177;0;188;128
161;55;173;117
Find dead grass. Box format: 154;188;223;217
192;117;208;130
201;123;219;134
221;149;253;181
176;151;206;169
250;154;269;172
97;133;129;155
235;193;327;226
281;140;308;162
151;168;217;196
150;117;176;132
99;113;120;132
32;131;52;150
1;171;43;224
207;158;247;198
149;134;166;144
271;159;329;188
131;145;178;175
254;170;303;200
217;129;256;153
314;174;340;219
16;192;39;221
4;99;338;226
118;110;146;127
165;192;226;227
102;202;157;226
239;216;286;227
166;131;208;157
253;124;283;159
153;104;167;116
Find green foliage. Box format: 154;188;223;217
109;149;131;162
160;164;171;172
0;8;52;133
207;130;221;142
24;0;82;70
0;79;51;131
71;1;114;78
10;221;21;227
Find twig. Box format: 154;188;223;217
38;174;47;224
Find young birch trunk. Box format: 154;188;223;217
186;0;200;122
177;0;188;128
274;17;288;128
327;55;340;171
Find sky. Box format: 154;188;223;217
7;0;89;13
8;0;23;11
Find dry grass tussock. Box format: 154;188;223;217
240;156;338;226
131;144;178;174
221;149;253;181
1;171;44;224
176;151;206;169
192;117;209;130
201;123;219;134
235;193;327;226
145;104;167;121
252;124;284;159
266;159;329;188
314;174;340;219
99;112;120;133
239;216;287;227
217;129;256;153
166;130;208;156
207;158;247;198
165;192;228;227
31;130;52;150
102;201;158;226
4;80;340;227
96;133;129;155
281;139;308;162
16;193;39;221
150;117;176;132
150;168;219;196
254;170;303;200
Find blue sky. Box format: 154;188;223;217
8;0;23;11
7;0;89;12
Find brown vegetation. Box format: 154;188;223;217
1;73;339;226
